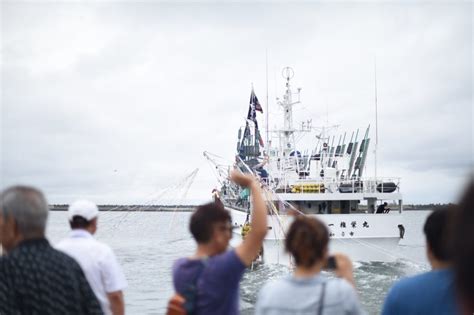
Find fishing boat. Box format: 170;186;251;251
204;67;405;265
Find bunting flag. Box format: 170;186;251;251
257;129;264;147
240;122;251;148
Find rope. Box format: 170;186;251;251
351;237;425;267
99;168;201;235
167;169;199;231
121;168;200;230
262;187;299;266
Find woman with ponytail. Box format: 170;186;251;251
255;216;365;315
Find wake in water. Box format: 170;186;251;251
239;259;429;315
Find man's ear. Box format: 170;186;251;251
91;218;98;233
10;216;23;247
210;224;222;242
11;215;20;237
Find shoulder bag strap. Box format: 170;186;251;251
317;281;327;315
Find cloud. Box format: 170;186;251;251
1;2;472;204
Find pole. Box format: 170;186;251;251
265;50;269;149
374;57;379;181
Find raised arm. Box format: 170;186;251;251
231;171;268;266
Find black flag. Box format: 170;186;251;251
247;102;256;122
247;89;262;123
250;89;263;113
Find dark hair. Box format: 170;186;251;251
423;206;454;261
70;215;93;229
285;216;329;268
189;202;231;244
453;179;474;312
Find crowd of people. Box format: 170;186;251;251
0;173;473;315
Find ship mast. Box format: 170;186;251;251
278;67;300;156
374;57;379;180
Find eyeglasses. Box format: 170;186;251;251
217;224;238;233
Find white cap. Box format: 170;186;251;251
68;200;99;221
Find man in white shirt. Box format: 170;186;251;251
56;200;127;315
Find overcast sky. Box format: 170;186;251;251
1;1;472;205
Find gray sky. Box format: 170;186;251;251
1;1;472;205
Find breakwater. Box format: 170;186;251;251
49;205;195;212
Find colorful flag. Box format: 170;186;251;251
257;129;264;147
240;122;251;148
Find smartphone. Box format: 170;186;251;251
326;255;337;270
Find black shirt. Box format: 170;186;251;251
0;238;103;315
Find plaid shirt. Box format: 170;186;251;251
0;238;103;315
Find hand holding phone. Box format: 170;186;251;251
326;253;355;288
326;255;337;270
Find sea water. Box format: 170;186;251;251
46;210;431;315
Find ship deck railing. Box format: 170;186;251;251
276;177;401;195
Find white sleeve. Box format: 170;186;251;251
100;246;128;293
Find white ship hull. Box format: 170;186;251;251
228;206;404;265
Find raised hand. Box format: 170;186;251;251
230;170;257;188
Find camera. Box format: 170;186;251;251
325;255;337;270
